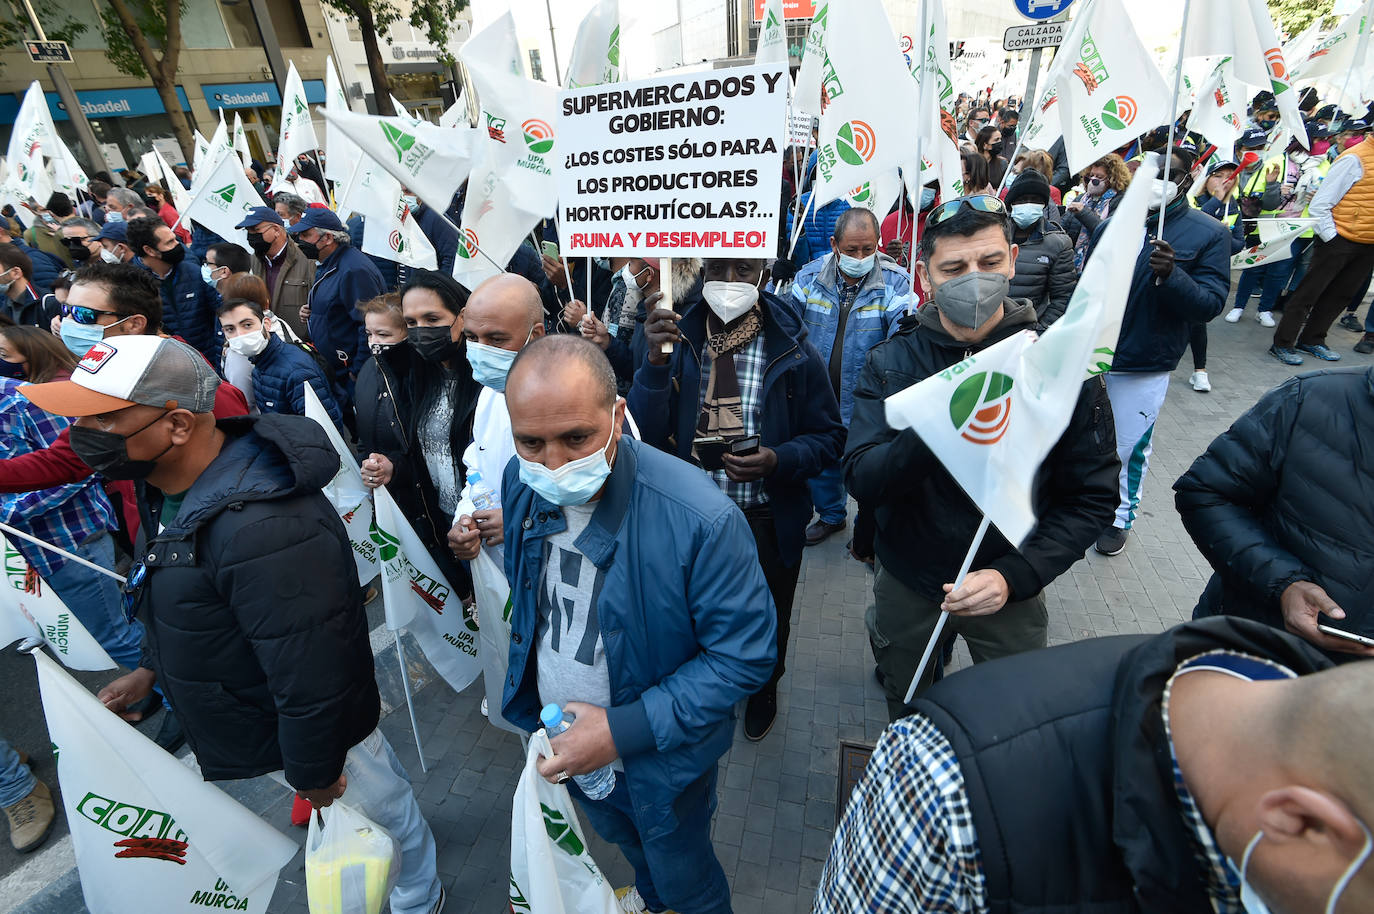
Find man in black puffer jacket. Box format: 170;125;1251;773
1175;367;1374;661
1004;169;1078;328
845;198;1119;717
21;335;445;914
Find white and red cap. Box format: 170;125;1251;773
21;335;219;417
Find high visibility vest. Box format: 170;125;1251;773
1239;155;1285;216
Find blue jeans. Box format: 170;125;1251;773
807;463;848;526
572;769;730;914
1234;258;1295;314
45;533;145;671
0;738;35;808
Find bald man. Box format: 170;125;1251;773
500;336;775;914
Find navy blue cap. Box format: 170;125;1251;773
1348;119;1370;132
1238;128;1268;147
1206;158;1239;177
286;207;345;235
234;205;282;230
1306;122;1331;141
97;221;127;243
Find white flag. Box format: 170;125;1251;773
139;149;164;190
845;171;903;215
756;0;788;66
565;0;622;88
1052;0;1171;175
1232;219;1311;270
192;130;211;173
361;194;439;271
301;383;378;585
34;650;297;914
439;94;470;128
208;111;230;159
812;0;919;206
792;0;830;121
5;82;55;204
373;486;483;694
181;147;267;251
321;107;478;217
323;55;362;184
232;112;252;170
904;0;965;203
1294;0;1374;100
269;62;320;195
155;146;191;215
0;533;114;671
1187;57;1248;153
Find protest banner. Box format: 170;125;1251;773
788;110;817;148
34;650;297;914
556;63;787;258
0;533;114;671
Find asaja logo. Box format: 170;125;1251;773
836;120;876;166
1100;96;1138;130
541;804;585;856
949;371;1014;445
381;122;416;163
457;227;480;260
369;524;401;562
485;112;508;143
522;119;555;154
214;183;237;205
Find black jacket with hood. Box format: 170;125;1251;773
133;414;379;789
1008;220;1079;329
844;298;1119;601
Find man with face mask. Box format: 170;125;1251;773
1091;149;1230;557
634;257;844;740
844;195;1119;715
289;208;383;410
590;257;662;392
216;296;343;431
817;615;1374;914
95;221;134;265
20;335;445;914
60;219;101;269
1003;169;1079;329
503;335;776;914
790;209;911;548
126;217;222;368
0;244;49;329
240;206;315;341
1227;129;1288;328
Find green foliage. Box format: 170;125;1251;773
96;0;187;79
0;1;89;71
1268;0;1337;36
323;0;471;66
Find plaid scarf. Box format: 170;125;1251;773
695;306;762;443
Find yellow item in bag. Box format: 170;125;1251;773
305;801;400;914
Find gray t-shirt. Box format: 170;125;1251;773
535;503;620;767
418;372;459;516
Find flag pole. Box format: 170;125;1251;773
786;190;817;259
902;514;991;705
0;522;127;584
1157;0;1193;239
394;636;429;774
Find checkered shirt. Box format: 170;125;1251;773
696;331;768;509
813;713;986;914
0;380;116;577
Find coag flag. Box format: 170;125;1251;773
301;384;379;584
1052;0;1170;174
565;0;622;88
756;0;788;66
269;62;320;195
35;650;297;914
884;156;1157;543
372;486;483;695
812;0;919;207
1188;57;1248;153
181;146;267;251
1232;219;1311;270
0;533;114;670
791;0;829;121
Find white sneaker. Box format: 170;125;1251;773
1257;311;1276;328
1190;370;1211;392
618;886;648;913
1224;307;1244;323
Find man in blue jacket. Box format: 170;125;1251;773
632;257;844;741
289;208;383;409
1092;147;1231;557
126;216;222;368
501;335;775;914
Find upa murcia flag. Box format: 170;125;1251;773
373;486;483;695
269;62;320;195
1188;57;1248;153
301;384;379;584
1232;219;1311;270
34;650;298;914
903;0;965;204
565;0;622;89
0;533;114;671
181;146;267;251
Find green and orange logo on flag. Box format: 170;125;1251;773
457;227;480;260
836;120;876;166
949;371;1014;445
848;183;872;204
522;119;555;155
1100;96;1138;130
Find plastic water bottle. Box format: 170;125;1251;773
540;704;616;800
469;469;499;510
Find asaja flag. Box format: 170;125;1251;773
1188;57;1248;154
0;533;114;671
155;146;191;215
232;112;252;171
756;0;788;66
791;0;829;120
269;62;320;195
1053;0;1170;174
34;650;298;914
440;95;470;128
1232;219;1312;270
181;147;267;252
372;486;483;695
565;0;622;88
207;111;231;161
301;384;378;584
812;0;918;206
193;130;212;172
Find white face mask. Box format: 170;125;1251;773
228;330;270;358
1233;821;1373;914
1148;179;1180;210
619;264;645;305
100;247;121;264
702;280;759;324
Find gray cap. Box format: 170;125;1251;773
21;334;220;417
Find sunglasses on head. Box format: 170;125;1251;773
61;303;129;325
925;194;1007;230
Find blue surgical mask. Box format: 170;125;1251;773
1010;203;1045;228
60;315;128;357
466;340;520;392
200;263;217;286
104;211;123;223
920;187;937;209
517;408;617;506
837;252;875;278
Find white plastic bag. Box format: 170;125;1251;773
472;546;523;737
305;801;401;914
509;729;620;913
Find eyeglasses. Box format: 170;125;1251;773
925;194;1007;230
61;303;131;325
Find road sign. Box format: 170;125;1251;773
1013;0;1074;21
1003;21;1066;51
25;40;71;63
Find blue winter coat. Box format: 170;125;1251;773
13;239;61;299
500;438;777;837
785;191;851;266
248;334;344;431
789;253;911;423
308;244;384;381
139;257;222;367
627;291;845;567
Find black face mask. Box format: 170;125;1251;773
158;243;186;266
295;238;321;262
0;357;24;380
247;232;274;257
64;238;92;262
68;412;172;480
408;325;461;363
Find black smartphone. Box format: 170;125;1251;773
730;435;761;457
694;436;728;471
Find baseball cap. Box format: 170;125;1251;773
235;205;283;230
1307;122;1331;141
97;221;128;243
21;335;220;417
1206;159;1239;177
286;207;345;235
1238;128;1268;148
